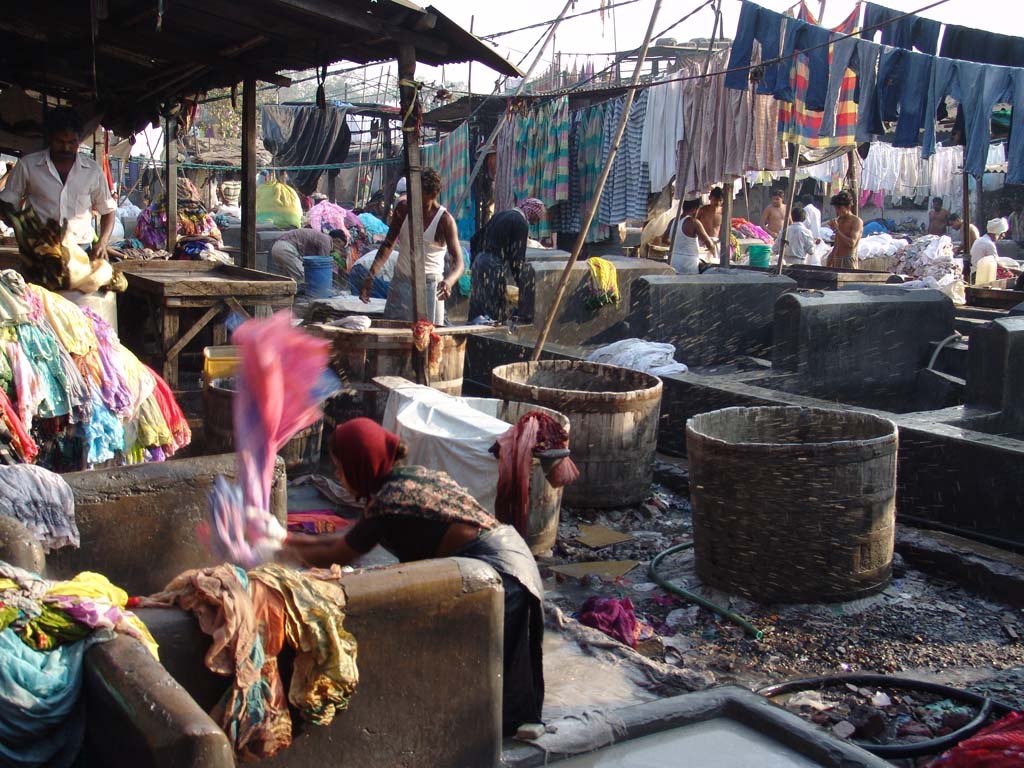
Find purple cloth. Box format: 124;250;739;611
577;596;639;648
81;307;133;416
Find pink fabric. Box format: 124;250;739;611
578;596;640;648
203;312;331;567
929;712;1024;767
492;411;579;536
308;201;350;239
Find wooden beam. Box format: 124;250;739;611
241;78;258;270
719;179;734;268
165;117;178;253
397;45;426;324
532;0;663;361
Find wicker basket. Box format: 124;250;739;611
491;361;662;508
687;406;898;603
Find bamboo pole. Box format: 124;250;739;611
165;116;177;254
241;78;257;269
962;165;973;282
719;178;733;267
531;0;664;362
775;145;801;275
448;0;576;219
397;45;427;332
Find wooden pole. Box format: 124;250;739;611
719;178;733;268
397;45;427;331
962;165;973;282
775;145;801;275
165;116;177;253
467;15;475;97
241;77;257;269
667;0;722;261
531;0;664;362
448;0;576;219
847;149;860;216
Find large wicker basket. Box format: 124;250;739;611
687;406;898;603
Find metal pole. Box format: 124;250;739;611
775;145;801;275
165;117;177;254
448;0;576;218
532;0;664;362
241;78;257;269
666;0;722;261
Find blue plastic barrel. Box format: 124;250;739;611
303;256;334;298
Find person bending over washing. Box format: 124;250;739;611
283;417;545;736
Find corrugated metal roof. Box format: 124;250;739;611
0;0;522;135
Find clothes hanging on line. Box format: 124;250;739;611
641;74;686;193
940;24;1024;69
420;122;473;239
550;105;609;242
860;2;940;55
597;90;650;226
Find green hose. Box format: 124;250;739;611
648;542;763;640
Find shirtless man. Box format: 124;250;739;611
928;196;950;236
760;189;787;239
826;191;864;269
696;187;724;242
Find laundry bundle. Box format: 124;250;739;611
0;563;158;768
856;233;910;262
893;235;966;304
585;257;619;312
140;562;358;760
731;218;775;244
0;270;191;470
587;339;688;377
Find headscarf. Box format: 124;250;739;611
517;198;546;224
987;217;1009;235
331;418;400;501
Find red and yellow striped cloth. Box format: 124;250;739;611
778;3;860;149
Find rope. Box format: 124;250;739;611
132;157;404;173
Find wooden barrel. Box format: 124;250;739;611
312;320;467;421
492;399;570;555
491;361;663;508
687;406;898;603
204;384;322;472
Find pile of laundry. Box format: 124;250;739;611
0;563;157;768
307;200;374;269
0;269;191;470
856;233;910;263
585;257;620;312
0;464;77;551
587;339;688;377
731;218;775;244
140;562;359;760
892;235;966;304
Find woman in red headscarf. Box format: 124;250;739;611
284;417;545;735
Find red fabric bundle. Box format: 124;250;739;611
411;320;442;376
0;387;37;463
578;596;640;648
492;411;579;536
929;712;1024;767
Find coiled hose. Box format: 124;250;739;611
757;673;1015;759
648;542;763;640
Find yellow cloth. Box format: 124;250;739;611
587;257;620;300
31;286;98;356
248;564;358;725
46;571;159;659
135;396;174;449
117;345;156;420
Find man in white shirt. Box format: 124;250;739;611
799;194;822;241
0;108;116;259
970;217;1006;271
775;206;816;264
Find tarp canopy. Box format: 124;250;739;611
262;105;352;195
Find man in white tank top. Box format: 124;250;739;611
660;198;718;274
360;168;465;325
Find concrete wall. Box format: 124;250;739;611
518;256;674;346
48;455;287;595
773;289;955;403
137;557;504;768
631;272;796;367
966;317;1024;430
82;636;233;768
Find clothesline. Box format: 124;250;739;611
133;156;404;173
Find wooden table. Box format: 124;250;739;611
116;261;295;389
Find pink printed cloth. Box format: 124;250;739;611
204;313;332;567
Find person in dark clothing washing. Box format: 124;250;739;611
283;418;545;736
468;198;546;322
